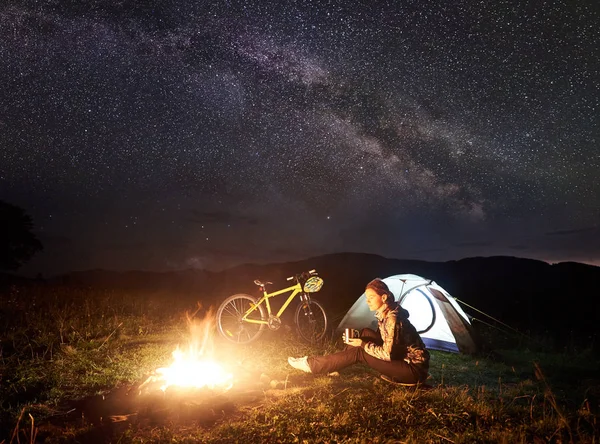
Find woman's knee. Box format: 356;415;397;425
360;328;382;345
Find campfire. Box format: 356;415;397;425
140;305;233;393
77;304;287;431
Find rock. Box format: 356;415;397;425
260;373;271;385
269;380;285;390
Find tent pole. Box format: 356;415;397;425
398;279;406;302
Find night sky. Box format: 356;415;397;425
1;0;599;276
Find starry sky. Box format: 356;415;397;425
1;0;599;276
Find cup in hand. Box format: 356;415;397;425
343;328;359;343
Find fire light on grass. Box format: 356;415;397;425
140;306;233;393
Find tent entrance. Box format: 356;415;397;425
399;288;436;334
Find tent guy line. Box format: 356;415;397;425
454;297;529;338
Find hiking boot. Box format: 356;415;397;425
288;356;312;373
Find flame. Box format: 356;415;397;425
141;305;233;393
154;346;233;391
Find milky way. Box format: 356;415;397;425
1;1;599;274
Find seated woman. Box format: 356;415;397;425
288;278;429;384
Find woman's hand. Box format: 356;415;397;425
346;338;363;348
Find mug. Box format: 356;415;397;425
344;328;359;343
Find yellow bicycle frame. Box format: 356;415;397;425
242;281;303;325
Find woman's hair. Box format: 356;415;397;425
365;278;395;303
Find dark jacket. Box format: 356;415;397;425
363;302;430;374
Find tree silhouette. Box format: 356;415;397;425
0;200;43;271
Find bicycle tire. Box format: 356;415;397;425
216;294;266;344
295;299;328;343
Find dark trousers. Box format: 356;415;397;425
307;328;427;384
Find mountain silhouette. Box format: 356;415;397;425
5;253;599;347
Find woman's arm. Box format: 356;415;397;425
363;314;396;361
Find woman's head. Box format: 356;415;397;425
365;278;395;311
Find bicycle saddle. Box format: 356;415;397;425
254;280;273;287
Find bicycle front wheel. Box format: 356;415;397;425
216;294;266;344
295;299;328;343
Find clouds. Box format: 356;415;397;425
546;227;599;237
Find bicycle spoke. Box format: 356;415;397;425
216;294;266;344
222;306;234;317
295;300;328;344
234;299;244;314
223;304;240;317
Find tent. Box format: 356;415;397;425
337;274;477;354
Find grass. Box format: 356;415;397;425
0;283;598;443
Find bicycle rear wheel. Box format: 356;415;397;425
295;299;328;343
216;294;266;344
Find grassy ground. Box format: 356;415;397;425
0;284;598;443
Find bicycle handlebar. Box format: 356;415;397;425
286;269;317;281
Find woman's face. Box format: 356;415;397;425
365;288;387;311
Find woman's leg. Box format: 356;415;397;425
361;354;426;384
359;328;382;345
358;328;427;383
307;346;363;374
307;328;381;374
308;346;426;384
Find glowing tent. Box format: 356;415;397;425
337;274;477;354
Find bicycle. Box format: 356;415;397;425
216;269;328;344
